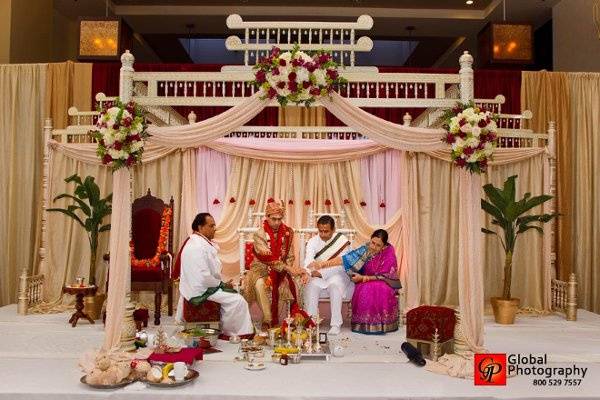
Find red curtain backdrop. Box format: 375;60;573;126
91;63;521;125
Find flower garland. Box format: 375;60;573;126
441;102;499;174
130;207;172;268
251;44;347;107
90;98;148;171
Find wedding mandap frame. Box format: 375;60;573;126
22;14;577;355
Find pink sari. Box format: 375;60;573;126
348;245;399;334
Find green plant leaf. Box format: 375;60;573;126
481;199;504;222
99;224;111;232
520;194;553;215
47;208;85;227
483;183;507;210
481;228;497;235
64;174;83;185
517;224;544;235
502;175;517;203
53;193;91;216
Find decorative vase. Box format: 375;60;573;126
490;297;520;324
84;293;106;320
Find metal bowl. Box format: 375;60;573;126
181;328;221;348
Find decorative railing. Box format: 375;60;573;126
551;273;578;321
17;268;44;315
224;14;375;70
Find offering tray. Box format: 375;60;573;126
145;369;199;388
80;376;135;389
300;342;331;361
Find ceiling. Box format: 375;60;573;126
55;0;558;66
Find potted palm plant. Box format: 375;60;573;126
48;174;112;318
481;175;557;324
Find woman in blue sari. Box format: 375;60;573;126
310;230;400;334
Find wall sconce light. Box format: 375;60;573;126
78;17;132;60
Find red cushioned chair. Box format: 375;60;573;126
406;305;456;359
106;189;175;326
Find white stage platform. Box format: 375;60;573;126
1;304;600;399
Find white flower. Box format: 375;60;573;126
312;70;327;86
130;141;144;152
471;126;482;137
484;141;494;156
487;120;497;131
279;52;292;63
452;137;465;152
108;149;128;160
103;132;116;146
295;68;310;85
465;137;479;147
295;51;311;63
460;123;472;134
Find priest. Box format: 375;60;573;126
303;215;354;335
177;212;253;337
242;199;307;329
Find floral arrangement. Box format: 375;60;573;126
251;44;347;107
130;207;172;268
90;98;148;171
441;102;499;174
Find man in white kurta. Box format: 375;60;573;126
177;213;253;336
303;216;354;335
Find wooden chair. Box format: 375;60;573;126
105;189;175;325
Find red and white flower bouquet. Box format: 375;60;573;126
90;99;148;170
252;44;347;107
442;102;499;174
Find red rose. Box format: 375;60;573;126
463;146;475;156
360;201;367;207
452;106;462;114
304;200;311;206
255;70;266;83
310;87;321;96
279;59;287;67
306;63;317;73
212;198;220;205
113;123;120;130
113;141;122;151
326;69;338;80
343;199;350;204
379;202;386;208
126;155;135;167
444;133;455;144
268;87;278;99
271;47;281;57
288;81;298;92
478;119;487;128
325;199;332;206
456;158;467;167
229;197;236;203
267;198;275;203
319;54;329;64
288;72;297;81
288;199;294;205
102;154;113;164
130;134;140;142
272;68;280;76
459;118;468;126
479;159;488;171
291;58;301;67
277;81;286;89
302;81;311;89
249;199;256;206
459;131;467;139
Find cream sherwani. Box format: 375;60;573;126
303;234;354;328
177;234;253;336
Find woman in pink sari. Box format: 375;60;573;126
310;229;400;334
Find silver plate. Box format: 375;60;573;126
300;343;331;361
145;369;199;388
80;376;135;389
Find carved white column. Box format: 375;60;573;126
459;51;474;103
238;233;246;291
119;50;137;351
37;117;53;302
188;111;197;124
567;273;578;321
17;268;29;315
547;122;557;281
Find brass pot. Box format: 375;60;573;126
490;297;520;324
84;293;106;320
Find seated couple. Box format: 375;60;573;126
242;199;401;335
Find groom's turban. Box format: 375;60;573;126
265;198;285;217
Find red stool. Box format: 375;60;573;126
406;305;456;359
182;298;221;330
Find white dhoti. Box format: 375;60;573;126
303;233;354;328
176;233;254;336
304;266;354;327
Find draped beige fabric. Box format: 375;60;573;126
278;105;326;127
0;64;46;306
570;73;600;313
521;71;572;280
45;62;93;129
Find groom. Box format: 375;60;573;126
303;215;354;335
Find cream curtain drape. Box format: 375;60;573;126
570;73;600;313
0;64;46;306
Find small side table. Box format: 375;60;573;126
63;285;97;327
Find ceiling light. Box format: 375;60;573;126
466;0;474;5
